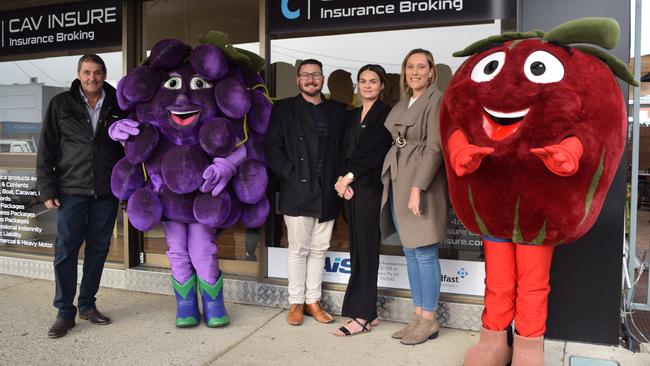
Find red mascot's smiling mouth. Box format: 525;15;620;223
482;107;529;140
169;109;200;126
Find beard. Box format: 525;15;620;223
299;83;322;97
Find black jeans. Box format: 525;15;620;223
53;195;118;319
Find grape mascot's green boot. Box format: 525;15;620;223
171;274;200;327
199;272;230;327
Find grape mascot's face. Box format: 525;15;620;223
152;63;220;145
440;38;627;245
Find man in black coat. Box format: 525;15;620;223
266;59;347;326
37;54;125;338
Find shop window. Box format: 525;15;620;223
143;0;259;48
0;52;123;153
0;52;125;264
140;0;262;266
268;21;510;262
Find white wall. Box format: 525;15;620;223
0;84;42;123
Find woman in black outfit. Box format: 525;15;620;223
333;64;393;336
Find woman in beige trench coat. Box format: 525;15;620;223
380;49;449;345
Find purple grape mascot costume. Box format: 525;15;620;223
109;32;271;328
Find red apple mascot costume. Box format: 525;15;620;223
439;18;638;366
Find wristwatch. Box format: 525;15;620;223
345;172;355;181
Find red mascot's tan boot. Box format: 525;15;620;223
463;326;512;366
512;333;544;366
465;239;516;366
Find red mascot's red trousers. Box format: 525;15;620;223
482;239;555;337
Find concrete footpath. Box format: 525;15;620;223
1;274;649;366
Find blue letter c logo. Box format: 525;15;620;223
281;0;300;20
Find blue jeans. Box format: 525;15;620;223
403;244;441;312
53;195;118;318
389;183;441;312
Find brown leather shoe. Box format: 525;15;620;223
304;301;334;324
287;304;304;325
79;308;112;325
47;317;75;338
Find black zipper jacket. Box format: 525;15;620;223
36;79;125;201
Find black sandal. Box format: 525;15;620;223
334;318;371;337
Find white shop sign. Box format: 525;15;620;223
267;247;485;296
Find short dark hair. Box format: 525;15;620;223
297;59;323;75
77;54;107;74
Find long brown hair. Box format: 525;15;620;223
399;48;436;96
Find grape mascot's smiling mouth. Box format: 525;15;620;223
168;109;201;126
481;107;529;140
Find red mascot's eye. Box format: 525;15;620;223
484;61;499;74
530;61;546;76
470;51;506;83
523;51;564;83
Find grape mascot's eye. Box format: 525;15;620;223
190;76;212;90
164;76;182;90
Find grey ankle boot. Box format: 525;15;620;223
391;313;420;339
400;316;439;345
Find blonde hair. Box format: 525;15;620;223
400;48;436;96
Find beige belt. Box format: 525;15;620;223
394;135;426;148
387;137;426;181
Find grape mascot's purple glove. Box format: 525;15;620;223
109;119;140;142
200;144;247;196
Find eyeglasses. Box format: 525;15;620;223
298;72;323;80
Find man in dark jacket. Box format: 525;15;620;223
37;54;125;338
266;59;347;326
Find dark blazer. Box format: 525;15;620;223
343;100;392;196
266;94;347;221
37;79;125;201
